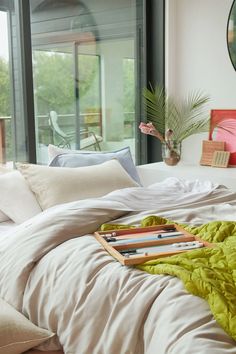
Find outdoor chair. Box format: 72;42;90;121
48;111;102;150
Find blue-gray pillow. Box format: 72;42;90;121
49;147;141;185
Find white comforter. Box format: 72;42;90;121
1;178;236;354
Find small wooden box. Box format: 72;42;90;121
94;224;213;266
200;140;225;166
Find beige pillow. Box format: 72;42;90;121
0;171;42;224
16;159;139;210
0;298;54;354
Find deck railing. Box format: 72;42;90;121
0;111;134;163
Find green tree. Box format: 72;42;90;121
123;58;135;114
33;51;100;115
0;58;10;116
0;57;12;159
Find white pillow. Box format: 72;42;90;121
16;159;139;210
0;166;13;222
0;298;54;354
0;171;42;224
49;146;141;185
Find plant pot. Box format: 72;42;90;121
162;141;181;166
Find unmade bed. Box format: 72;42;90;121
0;177;236;354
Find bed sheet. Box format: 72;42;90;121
0;220;17;250
0;178;236;354
0;220;16;235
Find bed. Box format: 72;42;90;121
0;148;236;354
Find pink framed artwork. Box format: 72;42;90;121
209;109;236;166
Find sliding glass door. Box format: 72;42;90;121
0;0;151;165
30;0;144;164
32;43;102;163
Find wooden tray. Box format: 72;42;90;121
94;224;214;265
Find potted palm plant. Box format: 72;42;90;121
139;85;210;165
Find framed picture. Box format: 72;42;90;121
209;109;236;166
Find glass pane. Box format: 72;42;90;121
123;58;135;140
33;47;75;162
0;10;12;165
30;0;144;164
79;54;101;137
0;1;33;164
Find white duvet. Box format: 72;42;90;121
1;178;236;354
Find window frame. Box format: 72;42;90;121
2;0;165;165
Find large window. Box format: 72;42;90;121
0;0;164;166
30;0;144;164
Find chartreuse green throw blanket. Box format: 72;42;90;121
100;216;236;341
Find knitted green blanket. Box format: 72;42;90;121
101;216;236;341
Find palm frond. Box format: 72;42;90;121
143;86;166;136
143;85;210;143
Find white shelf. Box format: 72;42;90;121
136;162;236;191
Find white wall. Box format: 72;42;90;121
166;0;235;164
